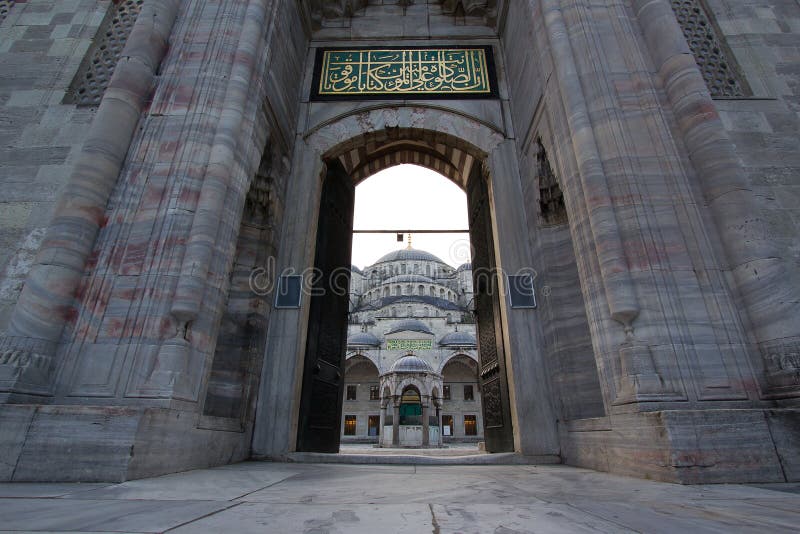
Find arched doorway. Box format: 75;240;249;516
254;107;560;460
341;354;381;443
441;354;482;443
399;386;422;425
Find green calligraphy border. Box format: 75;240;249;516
386;339;433;350
310;45;498;101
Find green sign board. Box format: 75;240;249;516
386;339;433;351
312;46;496;100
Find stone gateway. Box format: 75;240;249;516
0;0;799;484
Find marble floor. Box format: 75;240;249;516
1;462;799;533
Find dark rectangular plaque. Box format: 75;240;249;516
311;46;498;101
507;274;537;309
274;275;302;308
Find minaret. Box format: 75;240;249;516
407;233;413;249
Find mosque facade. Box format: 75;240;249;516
343;246;483;446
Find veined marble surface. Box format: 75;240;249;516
1;461;799;533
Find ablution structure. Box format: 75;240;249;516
0;0;798;483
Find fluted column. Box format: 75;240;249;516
143;0;272;397
539;0;675;404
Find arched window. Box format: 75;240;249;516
405;284;412;295
407;306;413;317
429;286;435;297
418;284;425;295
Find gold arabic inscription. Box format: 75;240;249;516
318;48;492;96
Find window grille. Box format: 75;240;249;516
670;0;746;97
66;0;145;106
536;139;567;226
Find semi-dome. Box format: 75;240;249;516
348;332;382;346
390;354;433;373
375;248;445;264
384;274;434;284
439;331;477;347
386;319;434;335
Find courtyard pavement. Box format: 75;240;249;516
1;461;799;533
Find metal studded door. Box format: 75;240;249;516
467;165;515;452
296;160;354;452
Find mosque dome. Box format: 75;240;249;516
376;248;445;264
456;262;472;272
439;332;477;347
390;354;433;373
386;319;434;335
384;274;434;284
347;332;382;346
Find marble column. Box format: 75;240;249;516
539;0;674;405
436;406;443;447
379;402;387;447
392;402;400;447
422;403;430;447
147;0;272;399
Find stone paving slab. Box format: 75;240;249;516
0;498;235;533
0;461;798;533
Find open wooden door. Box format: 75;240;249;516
467;164;515;452
296;160;354;452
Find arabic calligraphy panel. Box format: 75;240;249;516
311;46;497;100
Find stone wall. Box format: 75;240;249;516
0;0;310;481
708;0;800;396
0;0;108;335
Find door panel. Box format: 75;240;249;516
467;164;515;452
296;160;354;453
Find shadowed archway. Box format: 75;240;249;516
296;119;515;454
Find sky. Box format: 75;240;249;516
351;164;471;269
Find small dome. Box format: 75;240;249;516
348;332;381;346
386;319;434;335
390;355;433;373
351;265;364;275
439;331;477;347
384;274;434;284
376;248;445;264
456;262;472;272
